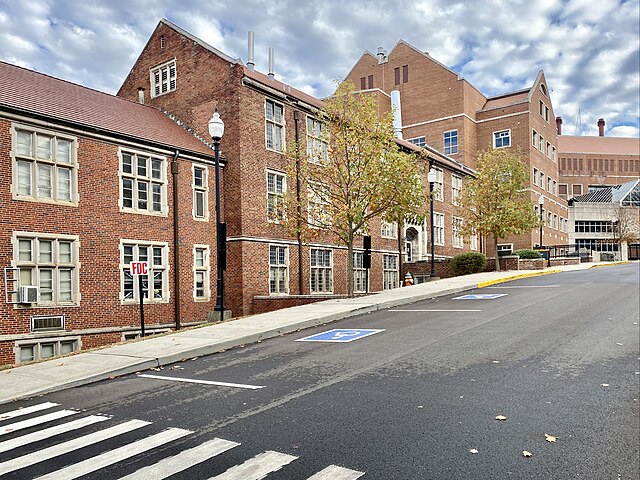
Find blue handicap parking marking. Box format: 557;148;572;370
296;328;385;343
453;293;508;300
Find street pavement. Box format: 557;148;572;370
0;262;625;404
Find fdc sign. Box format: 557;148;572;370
130;261;148;276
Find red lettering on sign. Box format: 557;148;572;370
130;262;148;275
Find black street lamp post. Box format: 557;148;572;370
538;194;544;247
208;111;225;318
428;166;437;278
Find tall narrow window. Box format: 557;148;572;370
269;245;289;294
434;212;445;246
120;241;168;303
402;65;409;83
193;246;210;300
353;252;367;293
265;99;285;152
367;75;373;89
382;254;399;290
266;170;286;222
193;165;208;220
451;175;462;205
443;130;458;155
394;67;400;85
310;248;332;293
452;216;463;248
360;77;366;90
532;129;537;147
433;168;444;201
308;181;331;226
306;116;328;164
12;126;77;204
120;150;166;215
381;221;398;239
150;59;176;97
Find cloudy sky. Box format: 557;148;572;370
1;0;638;137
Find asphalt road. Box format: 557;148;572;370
1;263;638;479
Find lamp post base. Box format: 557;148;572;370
208;309;232;323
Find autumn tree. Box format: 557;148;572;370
611;205;640;259
456;148;539;271
281;80;425;296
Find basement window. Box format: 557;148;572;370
15;336;80;364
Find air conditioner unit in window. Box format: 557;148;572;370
19;286;39;304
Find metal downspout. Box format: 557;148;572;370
171;151;182;330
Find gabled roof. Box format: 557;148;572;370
572;180;640;204
558;135;640;155
0;61;214;158
481;89;530;111
395;137;476;176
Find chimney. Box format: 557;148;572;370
268;47;275;80
598;118;605;136
137;87;144;104
390;90;403;139
247;32;255;71
377;47;387;64
555;116;562;135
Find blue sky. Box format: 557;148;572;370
1;0;638;137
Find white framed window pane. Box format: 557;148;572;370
36;135;52;159
37;164;52;198
57;167;72;201
153;271;163;298
138;246;149;262
39;269;53;301
39;240;53;262
151;159;162;179
123;271;134;299
123;245;134;264
195;271;205;297
153;247;163;265
19;239;33;261
138;181;148;210
17;160;32;195
152;184;162;212
16;131;32;156
41;343;55;359
59;242;72;263
266;123;274;149
60;341;75;355
20;346;35;362
20;268;33;286
56;139;71;163
195;191;205;217
122;178;133;208
194;167;204;187
195;249;205;267
59;269;72;301
122;153;133;174
137;156;148;176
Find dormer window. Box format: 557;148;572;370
150;60;176;98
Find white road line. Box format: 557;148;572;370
36;427;192;480
138;374;265;390
307;464;366;479
0;409;78;436
119;437;240;480
487;285;559;288
0;415;110;454
0;419;150;476
209;450;298;479
0;402;59;421
389;309;482;312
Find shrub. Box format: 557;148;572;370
513;249;542;259
451;252;487;275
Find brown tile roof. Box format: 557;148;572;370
243;67;325;109
557;135;640;155
395;137;475;176
481;89;530;111
0;61;214;158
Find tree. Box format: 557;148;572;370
281;80;425;296
456;148;539;271
611;205;640;259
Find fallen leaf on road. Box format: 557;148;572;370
57;363;64;366
108;376;116;380
495;415;507;421
492;360;500;364
601;383;610;387
522;451;533;458
616;343;623;346
469;449;479;454
150;367;161;371
135;372;141;375
544;434;557;443
417;405;424;408
191;357;199;360
169;366;183;370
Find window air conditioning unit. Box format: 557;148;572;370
19;286;39;304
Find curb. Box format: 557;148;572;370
589;261;632;269
477;269;563;288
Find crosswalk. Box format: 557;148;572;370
0;402;365;479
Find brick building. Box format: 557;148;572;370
556;117;640;199
344;41;570;251
0;61;220;365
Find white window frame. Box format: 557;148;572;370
192;164;209;221
408;136;426;148
539;100;549;122
493;129;511;149
538;135;544;152
433;167;444;201
307;181;331;227
434;212;445;246
118;148;168;216
12;232;80;307
269;245;289;295
452;216;464;248
470;233;478;251
497;243;513;254
150;59;176;98
381;220;398;239
353;251;367;294
382;254;399;290
451;175;462;205
14;336;81;364
119;240;170;304
306;115;328;164
532;129;537;148
11;124;78;205
443;130;458;155
266;170;286;223
265;99;285;153
193;245;211;301
310;248;333;293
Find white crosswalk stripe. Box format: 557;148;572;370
36;427;192;479
0;409;78;436
0;402;59;421
119;437;240;480
0;419;150;476
307;464;365;479
0;414;110;454
209;450;298;479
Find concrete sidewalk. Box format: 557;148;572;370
0;262;605;404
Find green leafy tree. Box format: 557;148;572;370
281;80;425;295
456;148;539;271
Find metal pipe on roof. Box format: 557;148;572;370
391;90;403;139
268;47;275;80
247;32;255;71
